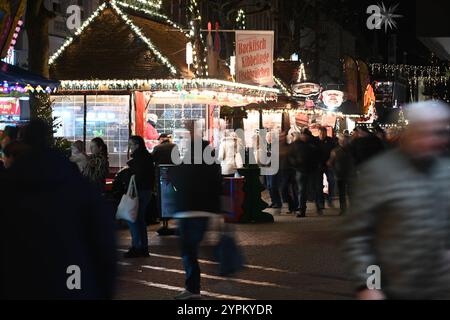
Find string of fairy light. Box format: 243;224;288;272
59;79;279;95
49;1;108;65
370;63;449;85
188;0;208;77
49;1;180;75
110;1;178;75
118;0;162;10
115;1;187;37
236;9;246;30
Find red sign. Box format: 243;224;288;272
0;98;20;115
235;31;274;86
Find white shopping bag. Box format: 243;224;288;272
116;175;139;223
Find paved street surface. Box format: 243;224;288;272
114;194;354;300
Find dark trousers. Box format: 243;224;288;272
337;179;352;212
280;169;299;211
178;217;209;294
266;173;282;207
296;170;324;214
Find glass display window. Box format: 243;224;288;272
86;95;130;168
52;95;84;142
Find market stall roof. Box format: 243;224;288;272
274;61;302;88
1;61;60;89
49;0;230;81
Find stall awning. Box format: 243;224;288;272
1;61;60;89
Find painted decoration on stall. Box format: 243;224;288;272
322;90;345;109
235;30;274;86
320;114;338;128
294;112;309;126
0;0;26;59
292;82;321;98
0;97;20;115
144;113;159;150
363;84;375;115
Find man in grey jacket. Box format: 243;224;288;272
343;101;450;300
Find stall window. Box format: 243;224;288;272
145;103;207;151
52;95;84;142
86;95;130;169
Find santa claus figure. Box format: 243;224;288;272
144;113;159;150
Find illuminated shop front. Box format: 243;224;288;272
0;61;59;133
49;1;278;168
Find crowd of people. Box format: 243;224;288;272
1;99;449;300
266;123;400;217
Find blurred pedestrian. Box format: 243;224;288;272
218;130;243;177
327;133;354;215
123;135;155;258
289;128;324;217
2;141;29;169
385;127;403;148
0;126;20;171
279;132;299;214
343;101;450;300
70;140;88;174
0;120;116;299
169;120;222;300
152;133;177;166
318;127;337;208
85;137;109;192
349;126;385;168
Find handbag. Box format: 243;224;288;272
214;221;245;276
116;175;139;223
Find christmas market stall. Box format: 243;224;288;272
49;0;278;169
240;60;363;145
0;60;59;132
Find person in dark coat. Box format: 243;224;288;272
84;137;109;193
152;133;177;166
349;126;385;168
327;133;355;215
289;128;324;217
318;127;337;207
124;135;155;258
0;120;116;299
168;121;222;300
279;132;299;213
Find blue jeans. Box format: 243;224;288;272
127;190;151;250
266;174;282;207
178;218;209;294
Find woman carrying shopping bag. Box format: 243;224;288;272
123;136;155;258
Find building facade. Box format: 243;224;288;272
10;0;100;68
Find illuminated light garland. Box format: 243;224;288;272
273;77;291;97
110;1;178;75
49;1;178;76
408;76;450;86
115;0;199;76
116;1;188;38
0;82;55;94
297;62;307;83
236;9;246;30
370;63;441;77
49;2;108;65
122;0;162;10
188;0;208;77
58;79;279;96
